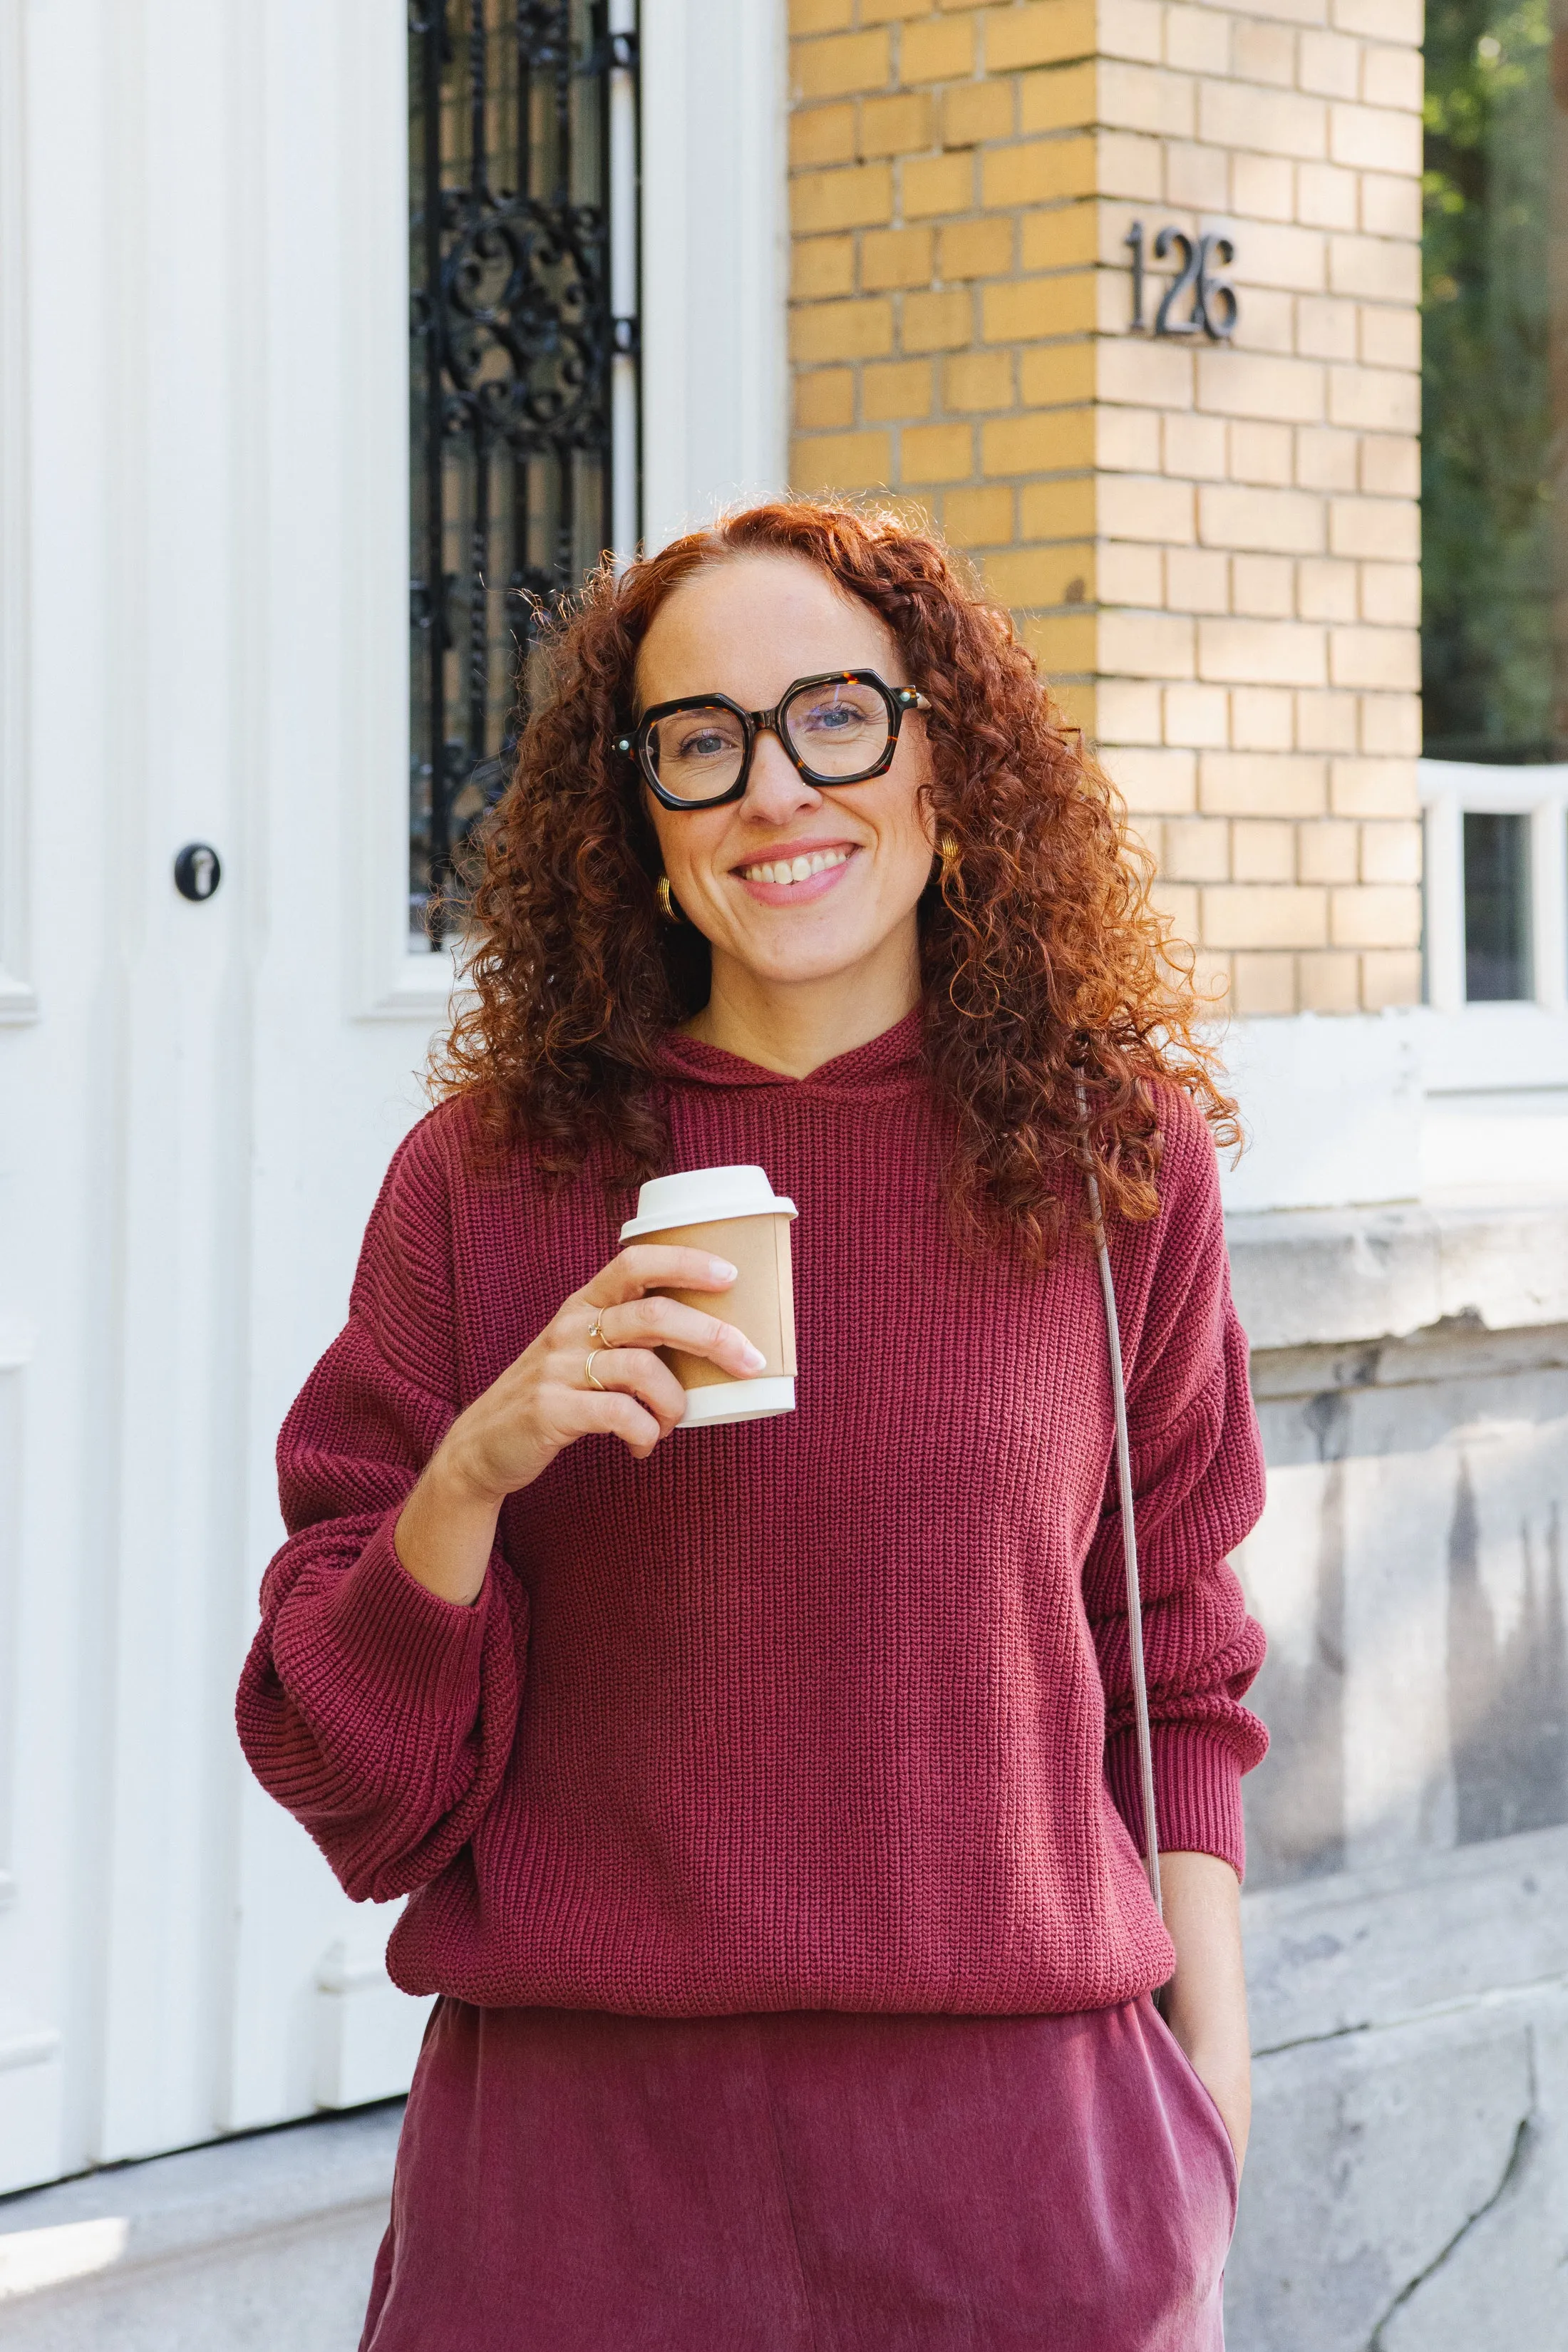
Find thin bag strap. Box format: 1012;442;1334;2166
1076;1081;1162;1919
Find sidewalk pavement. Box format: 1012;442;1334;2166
0;2100;398;2351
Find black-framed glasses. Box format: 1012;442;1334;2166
615;669;931;810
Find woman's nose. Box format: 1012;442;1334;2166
746;726;819;817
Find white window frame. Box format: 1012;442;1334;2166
1419;758;1568;1018
344;0;430;1020
609;0;640;562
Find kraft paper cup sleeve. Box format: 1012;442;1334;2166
641;1213;793;1390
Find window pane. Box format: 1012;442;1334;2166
1423;6;1559;762
1463;810;1532;999
408;1;624;947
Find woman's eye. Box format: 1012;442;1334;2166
666;721;741;761
798;696;874;733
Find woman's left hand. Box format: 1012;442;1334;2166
1158;1850;1252;2175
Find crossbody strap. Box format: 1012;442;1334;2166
1076;1082;1162;1919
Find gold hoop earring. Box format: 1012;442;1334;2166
656;874;682;924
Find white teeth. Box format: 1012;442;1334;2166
741;847;850;887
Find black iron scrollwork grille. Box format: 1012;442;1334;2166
409;0;632;945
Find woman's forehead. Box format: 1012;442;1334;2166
636;553;897;708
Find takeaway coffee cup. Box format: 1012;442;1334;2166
619;1165;798;1427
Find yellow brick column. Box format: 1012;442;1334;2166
787;0;1424;1018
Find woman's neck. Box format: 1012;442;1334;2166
686;929;922;1079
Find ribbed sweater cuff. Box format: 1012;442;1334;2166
1106;1725;1247;1881
318;1512;493;1716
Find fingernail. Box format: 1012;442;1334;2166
710;1258;738;1281
741;1342;767;1371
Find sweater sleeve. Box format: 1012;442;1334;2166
234;1113;526;1903
1083;1095;1268;1880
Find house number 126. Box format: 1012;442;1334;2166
1125;222;1238;341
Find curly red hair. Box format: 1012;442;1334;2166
433;499;1236;1265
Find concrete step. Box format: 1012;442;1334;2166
0;2102;399;2351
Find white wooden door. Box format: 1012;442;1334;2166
0;0;450;2184
0;0;783;2192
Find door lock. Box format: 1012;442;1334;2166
173;843;222;902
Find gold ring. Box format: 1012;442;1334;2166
584;1350;609;1392
587;1310;609;1348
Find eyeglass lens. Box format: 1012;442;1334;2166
646;678;894;804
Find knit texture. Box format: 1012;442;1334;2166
237;1012;1267;2014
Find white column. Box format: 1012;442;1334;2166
640;0;788;548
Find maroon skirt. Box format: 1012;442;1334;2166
361;1996;1237;2351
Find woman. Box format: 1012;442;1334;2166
238;500;1267;2351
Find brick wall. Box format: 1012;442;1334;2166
787;0;1424;1016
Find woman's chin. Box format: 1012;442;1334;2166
733;939;883;988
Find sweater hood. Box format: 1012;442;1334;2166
656;1005;926;1097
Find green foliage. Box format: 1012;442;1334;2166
1422;0;1556;758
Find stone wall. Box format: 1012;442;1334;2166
1222;1204;1568;2349
786;0;1425;1016
1233;1827;1568;2350
1229;1198;1568;1889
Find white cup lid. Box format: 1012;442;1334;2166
619;1163;798;1241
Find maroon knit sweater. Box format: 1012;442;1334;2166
237;1012;1267;2015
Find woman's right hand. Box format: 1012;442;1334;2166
394;1246;762;1605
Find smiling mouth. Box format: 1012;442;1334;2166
735;847;853;888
